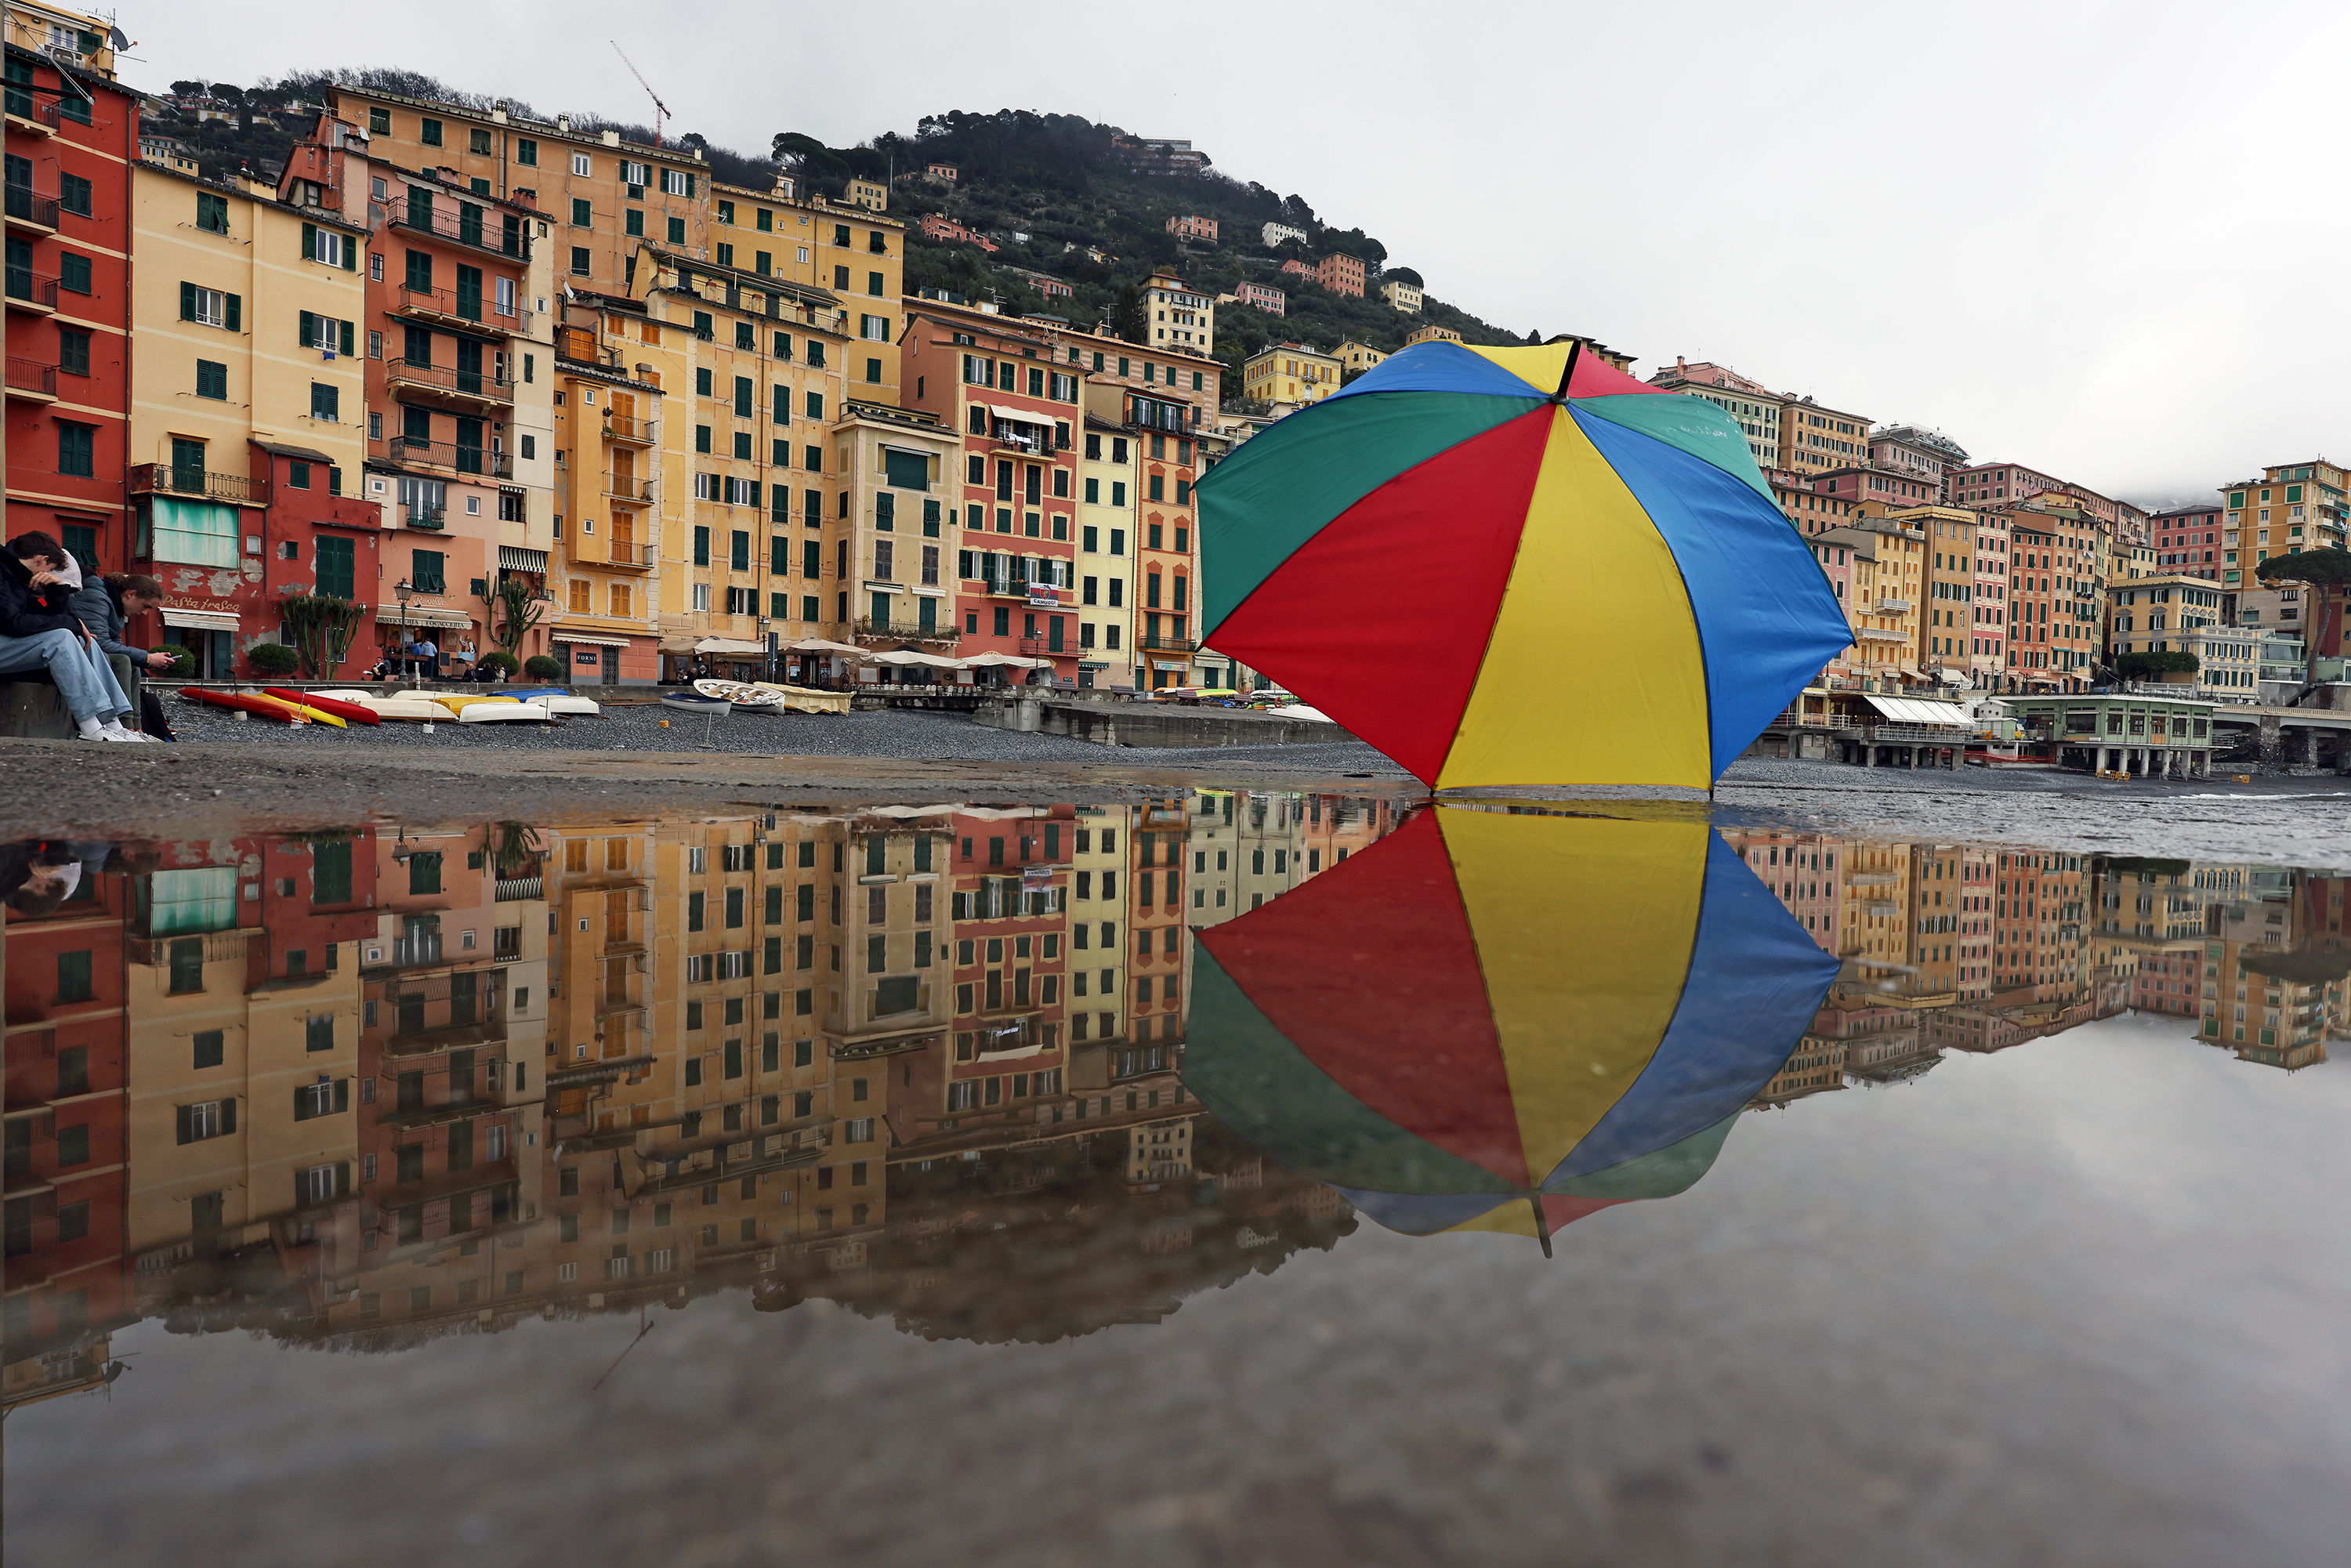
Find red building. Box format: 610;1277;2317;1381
900;300;1085;680
945;808;1071;1111
1315;252;1365;299
5;42;137;576
2150;502;2222;574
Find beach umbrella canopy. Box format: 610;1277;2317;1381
1184;805;1839;1251
1197;339;1853;789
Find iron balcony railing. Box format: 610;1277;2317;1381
5;183;60;229
386;203;528;260
5;356;56;397
404;506;445;531
129;464;270;504
4;267;57;308
600;541;655;567
386;357;515;406
3;94;60;132
392;281;522;332
1137;630;1196;652
603;415;657;444
369;434;515;480
601;473;655;502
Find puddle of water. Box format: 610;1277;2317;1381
4;795;2349;1565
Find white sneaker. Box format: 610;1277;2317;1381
100;722;150;742
89;726;144;742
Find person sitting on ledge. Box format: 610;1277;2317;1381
0;531;149;741
70;570;176;741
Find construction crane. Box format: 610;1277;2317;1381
610;42;670;148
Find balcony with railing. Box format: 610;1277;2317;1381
3;92;60;136
5;183;60;234
853;616;958;646
402;505;445;531
385;357;514;410
368;433;515;480
599;540;656;570
386;201;528;260
601;472;655;503
391;281;521;334
5;356;56;402
129;464;270;505
1138;628;1196;653
603;415;657;445
4;266;57;312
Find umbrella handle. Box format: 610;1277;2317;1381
1527;1191;1553;1259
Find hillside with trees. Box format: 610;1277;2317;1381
159;78;1539;400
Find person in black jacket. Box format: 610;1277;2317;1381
0;532;147;741
69;571;177;740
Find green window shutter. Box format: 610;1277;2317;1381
302;221;317;260
694;526;710;567
773;387;788;425
343;241;357;273
299;310;315;348
685;173;695;197
340;320;355;356
772;536;788;573
221;1098;236;1135
748;481;762;509
734;376;752;418
225;294;241;332
179;280;196;320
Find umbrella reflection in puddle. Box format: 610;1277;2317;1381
1186;804;1839;1253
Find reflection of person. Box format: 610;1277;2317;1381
0;841;81;918
0;532;146;741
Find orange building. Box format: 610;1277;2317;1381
1315;252;1365;298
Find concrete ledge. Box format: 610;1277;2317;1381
0;677;73;740
974;697;1345;748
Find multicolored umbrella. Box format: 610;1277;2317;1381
1196;339;1853;790
1184;806;1839;1251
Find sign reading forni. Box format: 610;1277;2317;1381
574;648;600;665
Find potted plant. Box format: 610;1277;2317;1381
523;654;564;681
248;642;301;677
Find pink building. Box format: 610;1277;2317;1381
1971;508;2010;674
2151;502;2223;572
1811;465;1940;509
1165;215;1218;241
1233;281;1285;317
1315;253;1365;298
1278;259;1317;283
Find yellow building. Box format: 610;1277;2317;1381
1332;339;1388;377
711;179;905;405
1141;270;1214;355
1403;324;1462;348
2220;460;2351;591
1862;504;1977;674
625;242;854;676
1378;278;1422;313
1241;342;1341;407
833;400;958;647
549;297;677;682
1078;416;1139;684
1780;397;1872;476
843;178;887;213
129;160;368;501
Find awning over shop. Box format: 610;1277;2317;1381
1862;695;1968;727
555;634;632;649
962;651;1052;668
499;546;549;572
868;650;965;668
161;608;241;632
377;605;474;629
1938;670;1969;686
694;637;767;655
786;639;865;655
988;404;1054;427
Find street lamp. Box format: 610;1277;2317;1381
393;578;415;688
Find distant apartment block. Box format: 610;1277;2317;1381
1279;259;1317;283
920;213;997;252
1316;253;1365;298
1333;340;1388;375
1166;215;1218;241
1261;220;1309;248
1243;343;1342;406
924;162;958;183
1379;277;1422;313
844;178;887;212
1143;270;1213;353
1231;281;1286;317
1011;270;1073;299
1403;324;1462;347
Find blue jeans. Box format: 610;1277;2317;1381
0;629;132;725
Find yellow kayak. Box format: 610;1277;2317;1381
428;693;522;715
244;691;348;727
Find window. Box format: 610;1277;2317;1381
56;420;94;477
571;197;592;228
571;246;591;277
58;251;90;294
516;137;538;166
194;358;226;400
176;1099;235;1144
310;382;339;422
572;152;592;177
421;117;444;147
179;283;237;331
196;191;228;234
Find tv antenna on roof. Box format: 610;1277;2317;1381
609;42;669;148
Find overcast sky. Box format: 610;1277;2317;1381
132;0;2343;508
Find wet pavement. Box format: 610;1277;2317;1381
4;789;2349;1566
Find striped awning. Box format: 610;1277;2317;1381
499;546;549;572
379;605;474;630
555;634;632;649
161;608;240;632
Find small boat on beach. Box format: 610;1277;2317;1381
695;679;786;713
662;690;732;716
503;687;603;716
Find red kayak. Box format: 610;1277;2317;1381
262;686;381;726
179;687;302;723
